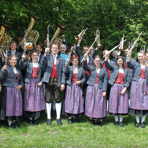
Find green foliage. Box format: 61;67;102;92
0;0;148;53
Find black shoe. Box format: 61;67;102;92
119;122;124;127
10;124;16;129
57;119;62;125
75;118;80;123
141;122;146;128
29;120;33;125
47;119;52;125
115;121;119;126
68;119;72;124
34;120;38;125
98;121;103;127
15;122;21;127
135;122;139;128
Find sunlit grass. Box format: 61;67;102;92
0;113;148;147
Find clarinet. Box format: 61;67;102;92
46;24;50;55
5;40;9;65
22;29;27;61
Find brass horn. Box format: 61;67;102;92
74;28;88;40
0;24;11;62
49;23;64;47
22;15;40;50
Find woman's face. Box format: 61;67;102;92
72;58;79;66
138;53;145;64
117;58;123;67
94;57;101;67
9;56;17;67
32;52;38;62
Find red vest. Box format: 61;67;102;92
95;73;99;84
139;68;145;79
31;67;38;78
115;72;124;84
125;62;130;70
85;62;90;76
15;73;18;83
51;62;58;78
102;62;110;79
71;73;77;82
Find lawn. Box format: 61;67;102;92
0;113;148;148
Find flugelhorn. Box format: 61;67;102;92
22;15;40;50
74;28;88;40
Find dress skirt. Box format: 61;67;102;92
129;78;148;115
65;82;84;114
24;79;46;119
85;84;106;118
109;83;128;115
1;84;23;121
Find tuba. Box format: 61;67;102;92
22;15;40;50
0;24;11;62
49;23;64;47
74;28;88;40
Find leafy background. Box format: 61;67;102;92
0;0;148;57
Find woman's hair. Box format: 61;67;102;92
115;56;125;68
8;55;18;64
93;55;102;70
72;55;79;60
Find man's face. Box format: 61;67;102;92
82;47;88;54
145;53;148;61
60;44;66;54
43;40;47;47
10;43;17;51
17;37;22;43
51;44;58;55
124;49;129;57
89;47;94;55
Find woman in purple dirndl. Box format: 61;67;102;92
83;54;108;126
0;55;23;129
20;52;45;125
127;51;148;128
105;54;130;127
64;55;86;124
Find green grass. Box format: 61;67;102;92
0;113;148;148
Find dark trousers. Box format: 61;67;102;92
45;78;61;103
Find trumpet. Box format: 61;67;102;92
22;15;40;50
74;28;88;40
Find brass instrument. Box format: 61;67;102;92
119;34;124;50
22;15;40;50
49;24;64;47
74;28;88;40
0;24;11;62
95;29;101;46
140;43;146;53
81;29;99;63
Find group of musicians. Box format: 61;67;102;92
0;35;148;129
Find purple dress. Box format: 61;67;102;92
65;73;84;114
85;73;106;118
24;67;46;119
